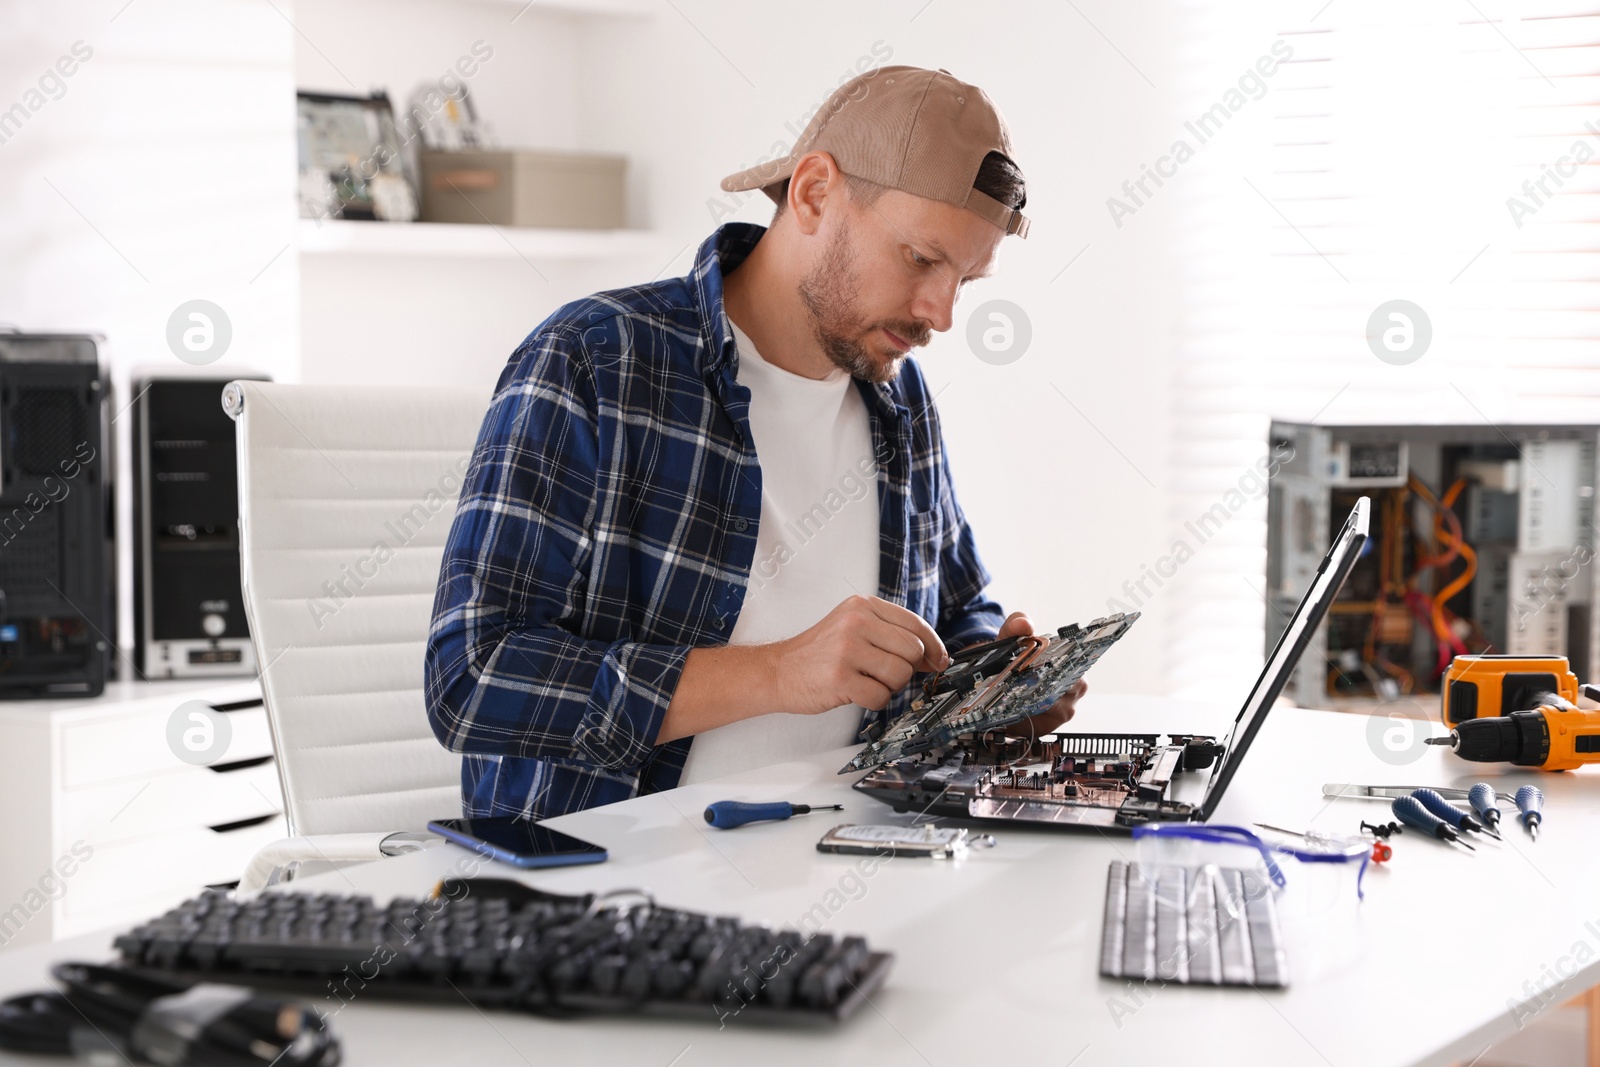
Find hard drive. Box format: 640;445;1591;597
816;823;979;859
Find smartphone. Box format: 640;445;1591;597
427;817;608;869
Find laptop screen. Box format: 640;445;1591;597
1197;496;1370;821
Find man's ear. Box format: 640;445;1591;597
785;151;843;236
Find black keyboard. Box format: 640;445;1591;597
113;880;893;1025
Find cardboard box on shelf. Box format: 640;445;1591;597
419;149;626;229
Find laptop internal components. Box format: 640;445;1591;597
841;612;1141;774
842;497;1372;834
852;730;1225;828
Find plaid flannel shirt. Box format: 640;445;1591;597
425;222;1005;818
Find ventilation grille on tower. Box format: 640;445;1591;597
11;387;87;476
0;506;62;605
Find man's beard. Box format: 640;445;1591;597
796;223;930;385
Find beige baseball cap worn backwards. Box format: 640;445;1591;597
720;65;1030;239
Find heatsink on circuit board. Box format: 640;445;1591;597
840;612;1141;774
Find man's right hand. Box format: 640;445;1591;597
768;595;949;714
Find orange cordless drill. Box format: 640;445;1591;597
1428;654;1600;771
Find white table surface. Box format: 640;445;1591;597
2;692;1598;1067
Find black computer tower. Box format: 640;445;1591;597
132;373;267;678
0;333;113;697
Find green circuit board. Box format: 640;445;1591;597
840;612;1140;774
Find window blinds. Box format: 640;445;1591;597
1166;0;1600;700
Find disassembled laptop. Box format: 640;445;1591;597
844;498;1371;831
843;613;1226;827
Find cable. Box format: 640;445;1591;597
1348;475;1481;696
1409;476;1462;572
1362;489;1415;696
0;963;340;1064
1405;475;1475;678
1429;477;1477;672
0;991;74;1055
1376;647;1415;694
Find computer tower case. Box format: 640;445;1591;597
0;333;113;697
132;372;268;678
1266;420;1600;711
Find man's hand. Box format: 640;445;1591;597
997;610;1088;736
770;595;949;715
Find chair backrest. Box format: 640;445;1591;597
226;381;486;836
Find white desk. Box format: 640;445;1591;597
2;693;1598;1067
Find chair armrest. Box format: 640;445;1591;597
239;832;435;893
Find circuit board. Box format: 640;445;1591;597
840;612;1141;774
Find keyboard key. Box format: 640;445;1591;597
1121;864;1157;980
1242;872;1288;988
1215;869;1255;986
1184;866;1222;985
1152;864;1188;983
1099;861;1128;978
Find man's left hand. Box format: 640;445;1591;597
996;611;1088;736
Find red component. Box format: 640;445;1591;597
1371;841;1392;864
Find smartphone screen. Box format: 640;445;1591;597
427;817;608;868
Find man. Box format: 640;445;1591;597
425;65;1085;818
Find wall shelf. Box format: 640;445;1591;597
297;218;660;260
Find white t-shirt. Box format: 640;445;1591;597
676;321;881;785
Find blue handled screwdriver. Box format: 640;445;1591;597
1515;785;1544;842
1412;788;1500;840
704;800;844;830
1392;796;1475;851
1467;783;1504;836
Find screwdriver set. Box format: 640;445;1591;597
1323;781;1545;845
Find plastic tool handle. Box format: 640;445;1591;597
1515;785;1544;839
704;801;794;829
1412;788;1486;835
1392;795;1467;846
1467;783;1501;827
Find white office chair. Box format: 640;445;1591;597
225;381;487;891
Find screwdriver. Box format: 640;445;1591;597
1412;788;1499;840
1467;783;1503;836
703;800;844;830
1515;785;1544;842
1391;796;1475;851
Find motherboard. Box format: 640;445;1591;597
841;612;1142;774
852;730;1225;827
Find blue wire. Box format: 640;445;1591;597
1132;823;1368;900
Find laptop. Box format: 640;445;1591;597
846;496;1370;831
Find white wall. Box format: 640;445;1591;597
588;2;1185;694
0;0;300;672
292;0;1186;694
1;0;1185;694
